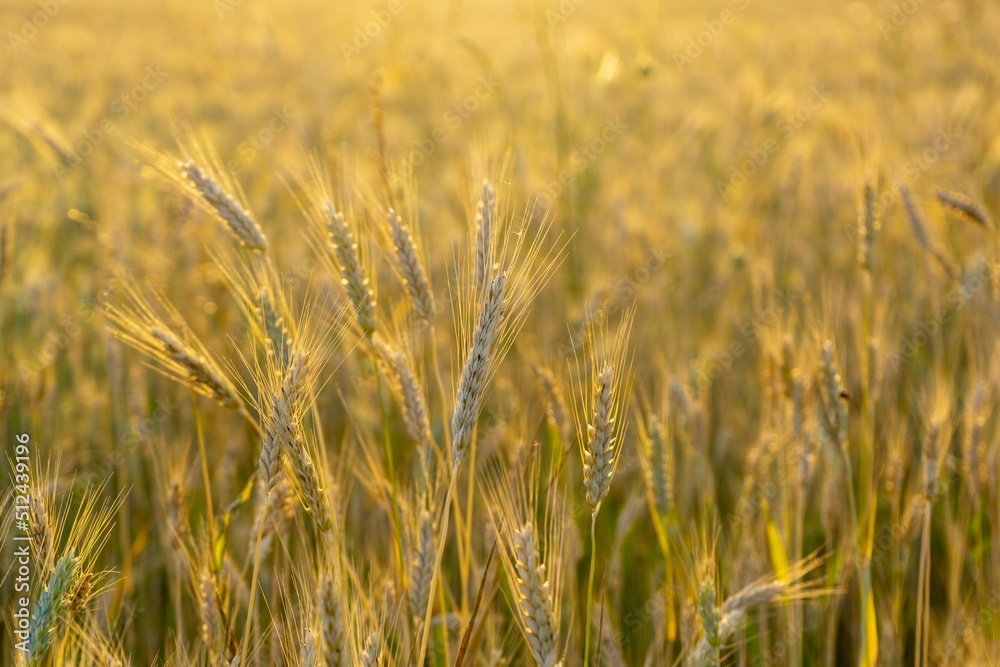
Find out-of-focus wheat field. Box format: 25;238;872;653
3;0;1000;664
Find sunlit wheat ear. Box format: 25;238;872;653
573;308;635;513
106;285;245;412
326;204;377;335
374;334;433;449
319;573;350;667
452;271;507;466
476;178;497;288
180;160;268;251
936;187;992;227
132;137;267;252
386;207;435;324
407;509;435;621
484;455;566;667
199;569;221;650
28;549;79;666
260;288;293;368
858;178;878;271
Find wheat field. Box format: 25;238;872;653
2;0;1000;665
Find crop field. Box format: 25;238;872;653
2;0;1000;664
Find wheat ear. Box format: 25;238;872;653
180;159;268;251
452;271;506;466
387;208;435;323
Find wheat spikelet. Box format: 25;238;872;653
28;549;79;666
512;522;560;667
584;365;617;510
199;569;221;649
375;336;433;449
537;367;571;446
319;574;350;667
29;493;53;575
260;288;293;369
476;178;497;288
936;187;991;227
155;327;244;409
359;631;381;667
387;208;435;324
300;628;318;667
452;271;507;466
179;159;268;251
408;509;435;620
646;415;672;516
325;202;376;336
816;341;847;452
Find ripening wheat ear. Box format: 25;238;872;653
573;308;635;514
374;333;434;451
483;454;566;667
106;283;247;415
936;187;992;227
476;178;497;289
299;162;378;336
450;178;566;469
132;136;268;252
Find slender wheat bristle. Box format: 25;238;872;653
319;574;350;667
936;187;992;227
452;271;507;466
720;581;787;614
408;509;434;620
180;159;268;251
476;178;497;288
387;208;435;323
325;202;376;335
512;522;560;667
